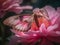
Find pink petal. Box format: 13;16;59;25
39;23;48;36
8;6;23;14
44;5;56;20
47;24;58;32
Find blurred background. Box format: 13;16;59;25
0;0;60;45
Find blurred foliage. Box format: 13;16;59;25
0;12;16;45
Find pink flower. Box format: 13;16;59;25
39;6;60;45
8;6;60;45
0;0;33;18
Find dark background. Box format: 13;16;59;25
21;0;60;8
